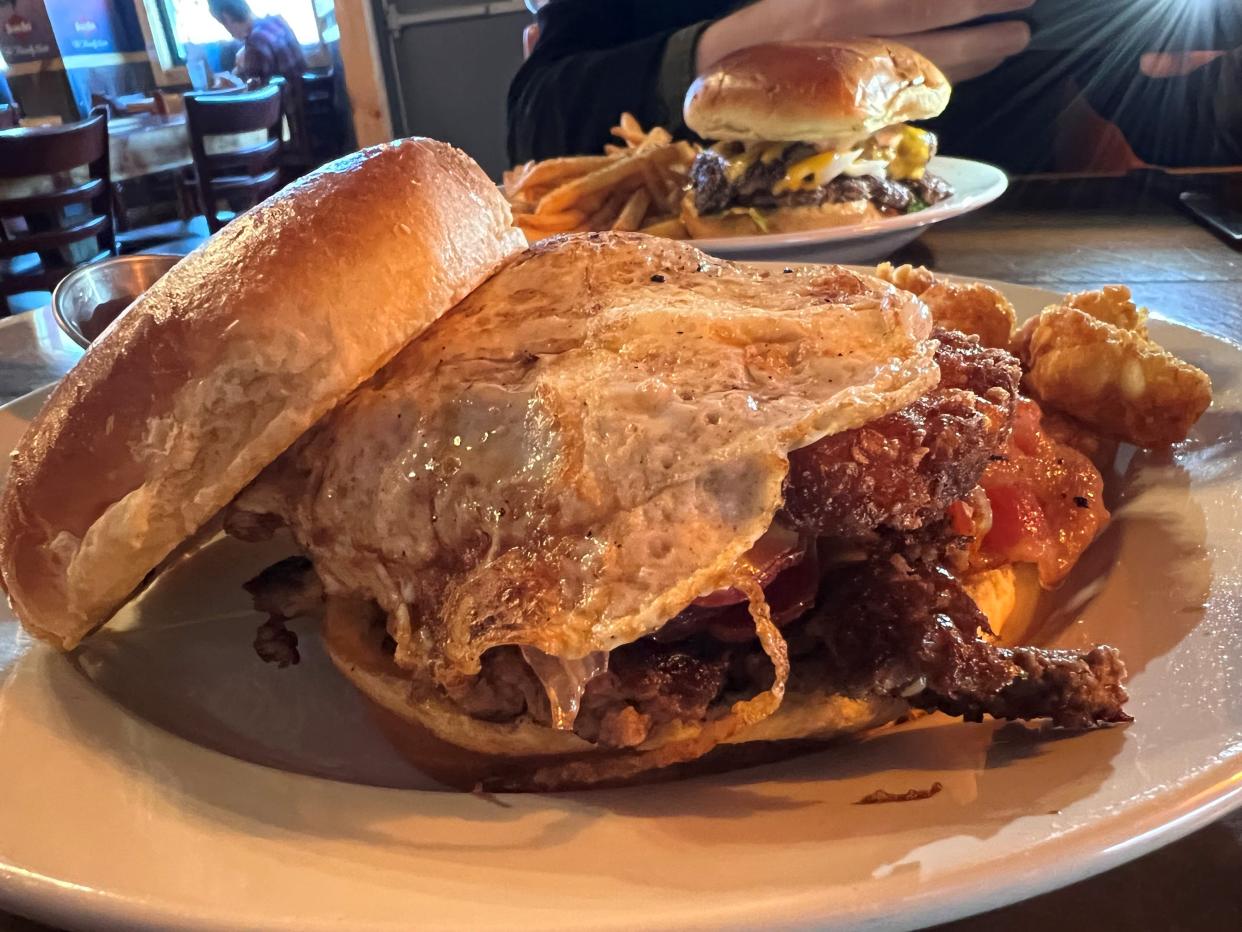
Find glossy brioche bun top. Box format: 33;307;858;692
684;39;950;144
0;138;525;649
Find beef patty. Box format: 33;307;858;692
456;558;1129;749
690;144;955;217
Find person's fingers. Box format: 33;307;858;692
937;54;1011;83
825;0;1034;39
703;0;1032;74
895;20;1031;78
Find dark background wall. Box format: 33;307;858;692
373;0;528;178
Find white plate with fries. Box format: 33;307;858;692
2;267;1242;931
690;156;1008;263
505;113;1006;263
504;115;698;243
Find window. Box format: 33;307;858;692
154;0;320;61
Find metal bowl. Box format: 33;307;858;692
52;253;181;349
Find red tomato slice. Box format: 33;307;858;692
982;483;1050;562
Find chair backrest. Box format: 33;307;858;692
282;71;339;169
184;82;284;233
0;109;116;301
0;104;18;130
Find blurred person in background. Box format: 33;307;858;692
209;0;307;85
508;0;1242;174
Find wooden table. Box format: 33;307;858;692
0;175;1239;931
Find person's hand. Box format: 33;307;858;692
211;73;245;90
697;0;1034;83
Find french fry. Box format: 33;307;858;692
611;188;651;232
611;126;644;148
581;189;628;229
639;161;668;209
536;155;652;215
639;217;689;239
673;140;697;162
502;160;535;192
505;114;698;241
613;112;645;147
509;155;619;197
634;126;673;155
520;209;586;230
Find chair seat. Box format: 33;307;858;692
1;252;41;276
3;290;51;315
1;248;111;297
140;235;207;257
117;215;212;254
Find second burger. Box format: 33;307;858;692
683;39;956;238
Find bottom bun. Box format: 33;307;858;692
322;564;1024;790
681;194;881;239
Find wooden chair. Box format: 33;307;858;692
280;71;343;177
184;83;283;234
0;110;116;311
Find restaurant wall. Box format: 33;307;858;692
380;1;527;178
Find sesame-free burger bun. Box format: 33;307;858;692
0;138;525;649
684;40;950;144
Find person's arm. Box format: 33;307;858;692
507;0;728;163
1080;48;1242;167
240;32;276;83
509;0;1039;163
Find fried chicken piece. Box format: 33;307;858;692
874;263;1016;348
784;330;1020;540
1015;305;1211;447
920;281;1016;349
1061;284;1148;337
874;261;936;295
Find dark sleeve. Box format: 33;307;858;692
241;35;275;83
507;0;725;163
1081;49;1242;167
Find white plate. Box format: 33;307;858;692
690;157;1007;263
2;277;1241;932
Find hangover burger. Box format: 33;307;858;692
0;142;1128;793
682;40;956;238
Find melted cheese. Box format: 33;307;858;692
520;645;609;730
889;126;933;181
720;142;791;182
773;149;862;194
